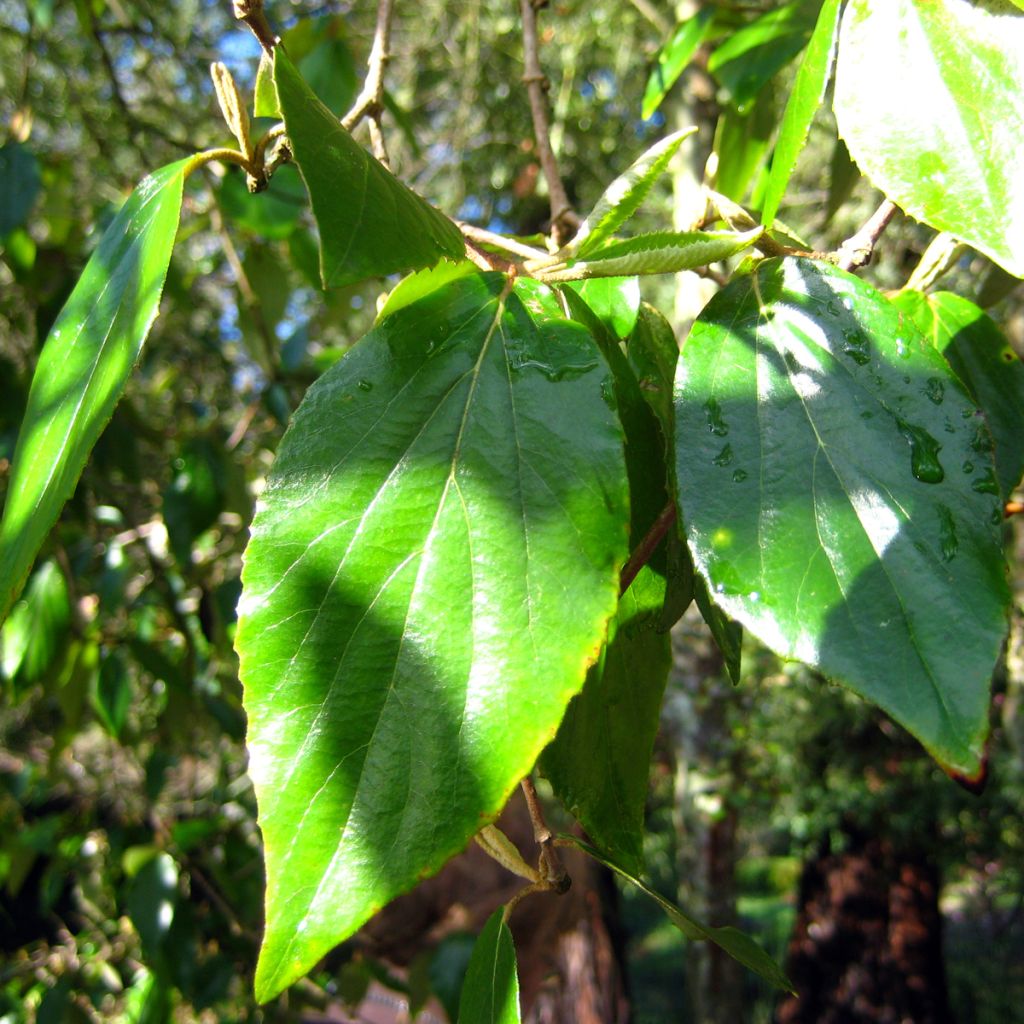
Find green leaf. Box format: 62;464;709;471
543;567;672;875
567;129;697;258
540;228;762;282
274;49;465;288
565;277;641;339
237;272;629;1001
711;83;777;204
457;910;521;1024
0;560;70;690
833;0;1024;276
891;290;1024;498
127;852;178;956
0;142;43;236
0;160;187;623
627;302;678;442
642;7;717;121
693;573;742;684
218;164;305;239
92;649;132;738
674;257;1010;780
761;0;843;227
707;1;817;114
253;51;279;117
567;836;794;992
377;260;479;321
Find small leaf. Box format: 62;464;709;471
565;277;641;339
127;852;178;956
540;228;761;282
253;51;280;117
0;160;187;623
711;84;777;204
567;129;697;258
457;911;521;1024
273;49;464;288
833;0;1024;276
642;7;717;121
1;560;70;690
567;836;794;992
761;0;843;227
543;567;672;875
0;142;43;236
693;573;742;684
891;290;1024;497
674;258;1010;779
237;273;629;1001
627;302;678;442
707;1;817;114
92;649;132;738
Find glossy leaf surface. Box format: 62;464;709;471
674;258;1009;778
540;228;761;282
543;567;671;875
565;277;641;340
761;0;842;227
567;129;696;258
568;836;793;991
274;50;464;288
0;160;187;623
642;8;716;121
834;0;1024;276
237;272;629;1000
457;910;521;1024
891;290;1024;497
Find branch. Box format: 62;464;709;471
836;198;899;272
232;0;277;55
518;0;578;245
342;0;395;166
619;501;677;595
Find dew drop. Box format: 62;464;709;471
971;468;1000;495
962;460;974;474
938;505;958;562
714;581;726;594
704;397;729;436
841;330;870;365
895;337;908;358
969;422;994;455
600;378;617;411
897;417;944;483
749;590;761;603
713;443;734;467
825;300;841;317
923;377;944;404
842;296;853;311
731;468;748;483
357;379;373;392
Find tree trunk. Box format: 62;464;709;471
775;832;953;1024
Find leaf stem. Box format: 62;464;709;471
232;0;277;56
458;221;550;261
836;198;899;272
518;0;579;246
620;501;677;595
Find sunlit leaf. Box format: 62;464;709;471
674;258;1009;779
274;49;464;288
834;0;1024;276
0;160;187;623
642;8;717;121
457;910;521;1024
237;272;629;1000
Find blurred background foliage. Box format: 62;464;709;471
0;0;1022;1020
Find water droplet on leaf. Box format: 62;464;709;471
712;443;733;467
357;379;373;392
896;417;944;483
971;468;1000;495
937;505;958;562
923;378;944;404
705;397;729;436
731;469;748;483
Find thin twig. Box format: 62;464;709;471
457;221;549;260
620;501;677;595
521;776;569;893
627;0;671;36
518;0;578;245
342;0;395;166
521;776;552;844
836;198;899;272
232;0;277;55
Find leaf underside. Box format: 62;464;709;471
0;160;187;622
237;272;629;1001
674;258;1009;779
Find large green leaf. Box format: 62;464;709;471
833;0;1024;276
237;272;629;1001
761;0;842;227
641;7;717;121
457;910;521;1024
0;159;187;623
543;567;671;875
566;129;697;258
273;49;465;288
566;836;793;992
674;258;1009;779
891;290;1024;498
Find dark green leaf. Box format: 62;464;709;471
1;560;70;689
0;160;187;623
565;277;641;339
92;649;132;738
761;0;843;227
163;438;228;567
824;137;860;224
674;257;1009;779
642;7;717;121
567;129;696;258
891;290;1024;497
237;272;629;1001
567;836;794;992
274;49;464;288
298;29;357;116
693;573;742;684
712;84;777;204
707;2;817;113
429;934;478;1021
627;302;678;443
543;566;672;875
457;910;521;1024
0;142;43;236
218;164;305;239
833;0;1024;276
127;853;178;956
